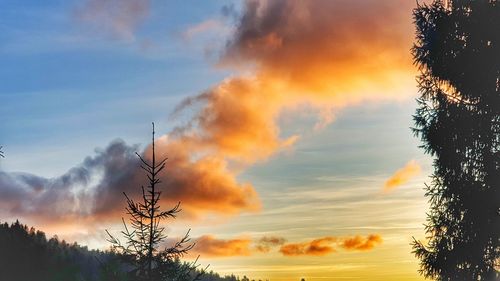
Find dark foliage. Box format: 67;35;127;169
0;220;114;281
106;123;205;281
412;1;500;280
0;221;256;281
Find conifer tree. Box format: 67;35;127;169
411;1;499;280
107;123;204;281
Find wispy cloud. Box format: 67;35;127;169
384;160;421;191
73;0;150;41
181;19;230;41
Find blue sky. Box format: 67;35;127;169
0;1;433;280
1;0;234;174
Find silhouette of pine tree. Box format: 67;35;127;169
106;123;206;281
411;1;500;280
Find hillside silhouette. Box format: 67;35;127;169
0;221;259;281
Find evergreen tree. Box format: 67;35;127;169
411;1;500;280
0;220;114;281
107;123;205;281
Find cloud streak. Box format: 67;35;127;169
182;19;229;42
384;160;421;191
187;234;382;257
192;235;252;257
74;0;150;41
279;234;383;256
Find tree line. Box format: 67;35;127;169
0;220;262;281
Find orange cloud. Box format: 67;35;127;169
1;0;417;234
179;234;382;258
280;237;337;256
147;139;261;216
221;0;415;100
190;235;286;257
192;235;252;257
89;139;261;220
83;0;417;222
173;0;417;167
384;160;421;191
279;234;382;256
340;234;383;251
0;139;260;227
172;78;297;163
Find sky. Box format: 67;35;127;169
0;0;433;280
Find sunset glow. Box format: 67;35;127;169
0;1;435;280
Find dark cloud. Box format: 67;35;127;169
0;139;259;225
254;236;286;253
0;140;137;222
221;3;239;22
